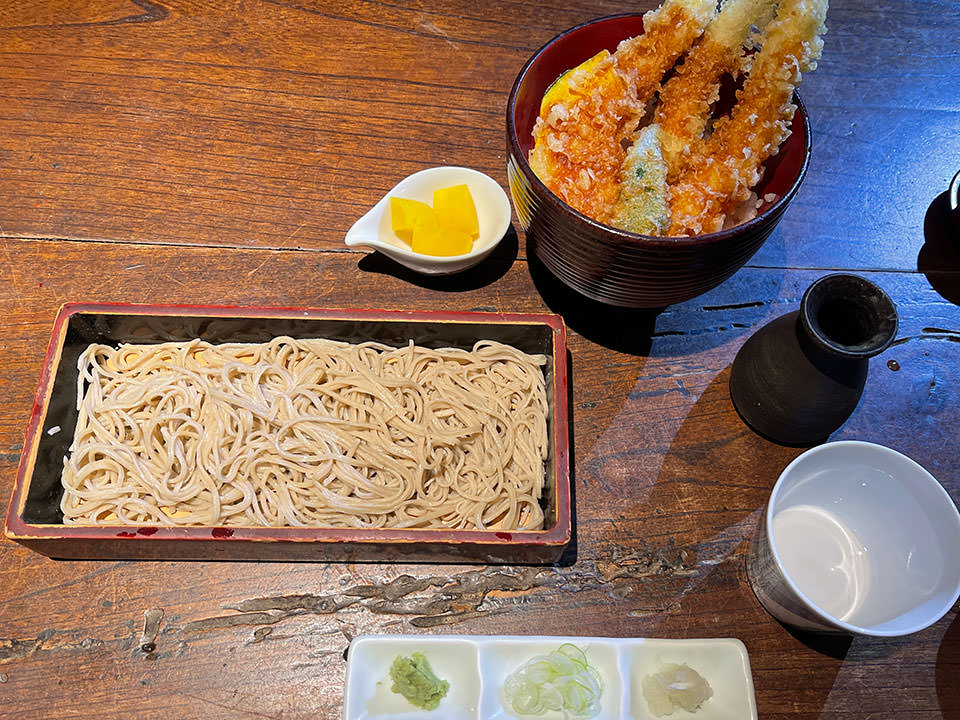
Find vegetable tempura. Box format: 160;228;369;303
528;0;829;236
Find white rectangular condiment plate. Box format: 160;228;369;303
343;634;757;720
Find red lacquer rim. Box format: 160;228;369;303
5;303;571;550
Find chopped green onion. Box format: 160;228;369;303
556;644;588;668
503;644;603;717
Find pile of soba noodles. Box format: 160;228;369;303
60;337;549;530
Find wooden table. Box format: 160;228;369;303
1;1;958;717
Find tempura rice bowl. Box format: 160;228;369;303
506;13;812;308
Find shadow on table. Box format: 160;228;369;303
645;368;841;713
526;250;660;356
621;366;804;629
936;611;960;716
355;225;520;291
917;190;960;306
782;626;854;658
655;365;803;510
659;362;957;684
527;249;784;358
780;624;927;661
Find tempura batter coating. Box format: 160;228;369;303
529;0;715;223
610;124;670;235
614;0;718;110
656;0;779;182
667;0;828;236
527;52;631;223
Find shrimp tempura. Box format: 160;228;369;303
667;0;828;236
614;0;718;114
528;0;715;224
656;0;780;182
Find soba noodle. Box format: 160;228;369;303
60;337;549;530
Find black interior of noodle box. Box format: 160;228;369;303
20;308;565;544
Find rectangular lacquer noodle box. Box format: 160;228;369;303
4;303;571;563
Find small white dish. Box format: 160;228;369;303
478;638;621;720
627;639;756;720
343;634;757;720
345;636;480;720
344;166;512;275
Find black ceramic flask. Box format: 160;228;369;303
729;274;898;445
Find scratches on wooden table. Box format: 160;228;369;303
0;629;107;663
0;1;168;32
171;534;745;640
0;532;748;666
179;689;283;720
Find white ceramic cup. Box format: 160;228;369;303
747;440;960;636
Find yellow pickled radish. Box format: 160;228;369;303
411;224;473;257
389;183;479;256
390;197;436;242
433;184;479;240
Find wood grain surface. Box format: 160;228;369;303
1;1;959;719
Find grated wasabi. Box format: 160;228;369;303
389;652;450;711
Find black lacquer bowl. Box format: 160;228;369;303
506;13;812;308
